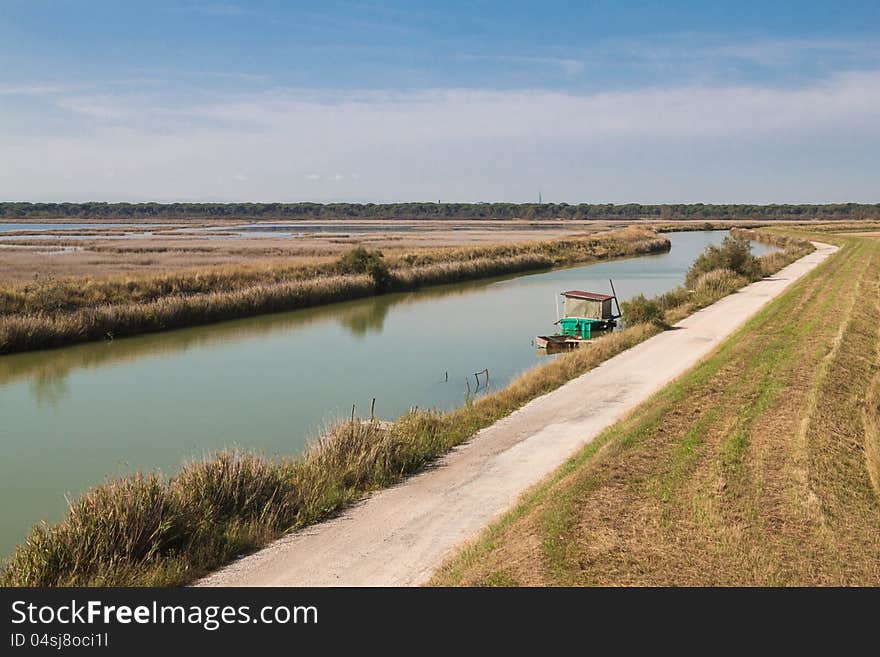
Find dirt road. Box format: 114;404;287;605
199;242;836;586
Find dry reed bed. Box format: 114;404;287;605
0;230;810;586
1;226;662;313
0;227;668;354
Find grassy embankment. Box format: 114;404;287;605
0;229;814;586
432;232;880;586
0;227;666;355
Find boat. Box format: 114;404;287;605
535;280;622;350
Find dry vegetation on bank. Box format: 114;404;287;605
620;228;814;327
432;233;880;587
0;221;627;282
0;230;812;586
0;227;668;354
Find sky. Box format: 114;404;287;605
1;1;878;204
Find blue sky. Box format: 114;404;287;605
1;1;878;203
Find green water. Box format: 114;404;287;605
0;231;774;557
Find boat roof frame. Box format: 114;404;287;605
561;290;615;302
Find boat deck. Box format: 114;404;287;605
535;334;591;349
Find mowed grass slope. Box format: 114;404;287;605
433;234;880;586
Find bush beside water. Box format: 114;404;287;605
622;230;814;328
620;294;666;327
684;234;762;288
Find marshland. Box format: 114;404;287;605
0;225;670;353
0;223;806;585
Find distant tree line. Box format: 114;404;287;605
1;202;878;221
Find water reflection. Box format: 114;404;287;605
31;374;70;408
338;296;392;336
0;270;541;403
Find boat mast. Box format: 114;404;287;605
609;279;622;318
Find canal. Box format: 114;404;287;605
0;231;774;556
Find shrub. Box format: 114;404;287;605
174;452;289;524
685;235;761;288
621;294;666;327
0;474;185;586
335;247;391;290
656;286;690;311
691;268;748;302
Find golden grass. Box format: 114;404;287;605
431;233;880;586
0;227;668;354
0;221;624;282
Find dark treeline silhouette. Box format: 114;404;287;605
1;201;878;221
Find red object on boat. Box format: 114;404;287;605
561;290;615;302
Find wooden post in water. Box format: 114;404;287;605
370;397;376;421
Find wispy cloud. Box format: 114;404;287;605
707;37;880;68
127;68;271;84
55;95;144;120
567;34;880;86
460;54;585;77
3;66;879;203
0;84;73;96
82;70;873;141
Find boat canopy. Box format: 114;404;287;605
561;290;615;320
